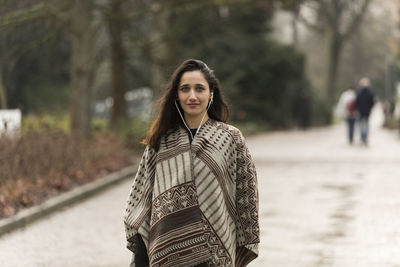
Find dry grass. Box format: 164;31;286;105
0;129;137;218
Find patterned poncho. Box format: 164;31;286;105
124;119;259;267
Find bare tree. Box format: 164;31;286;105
300;0;372;104
279;0;308;48
68;0;97;138
0;42;13;109
1;0;98;137
106;0;128;127
0;1;48;109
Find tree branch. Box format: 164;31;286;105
317;0;335;27
43;1;72;25
342;0;371;41
298;3;325;34
0;2;47;28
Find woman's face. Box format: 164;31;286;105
178;70;211;121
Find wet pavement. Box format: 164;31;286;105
0;178;134;267
249;107;400;267
0;107;399;266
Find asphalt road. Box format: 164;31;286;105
1;106;399;267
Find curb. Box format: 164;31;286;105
0;165;137;237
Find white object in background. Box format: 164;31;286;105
394;101;400;120
0;109;21;137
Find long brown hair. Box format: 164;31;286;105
143;59;229;150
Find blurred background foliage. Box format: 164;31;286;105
2;0;400;142
0;0;399;137
0;0;352;136
2;0;400;217
4;0;397;135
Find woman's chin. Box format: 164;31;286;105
183;110;204;117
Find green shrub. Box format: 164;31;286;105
22;113;70;133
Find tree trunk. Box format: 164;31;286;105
351;29;364;82
291;5;300;48
301;0;371;106
69;0;95;138
0;66;8;109
149;7;169;99
326;31;343;106
0;29;8;109
108;0;127;127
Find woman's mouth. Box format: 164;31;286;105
188;103;200;108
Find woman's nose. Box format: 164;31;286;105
188;89;196;99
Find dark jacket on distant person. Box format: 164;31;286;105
355;87;374;117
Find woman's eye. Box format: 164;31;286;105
196;86;204;92
180;87;189;92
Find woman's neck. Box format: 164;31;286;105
184;113;209;129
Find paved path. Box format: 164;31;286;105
0;106;399;266
249;107;400;267
0;179;134;267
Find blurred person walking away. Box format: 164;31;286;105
355;77;375;145
336;85;357;144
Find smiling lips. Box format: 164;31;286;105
187;103;200;108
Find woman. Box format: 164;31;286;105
336;86;357;144
124;59;259;267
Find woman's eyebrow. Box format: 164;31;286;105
180;83;206;87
